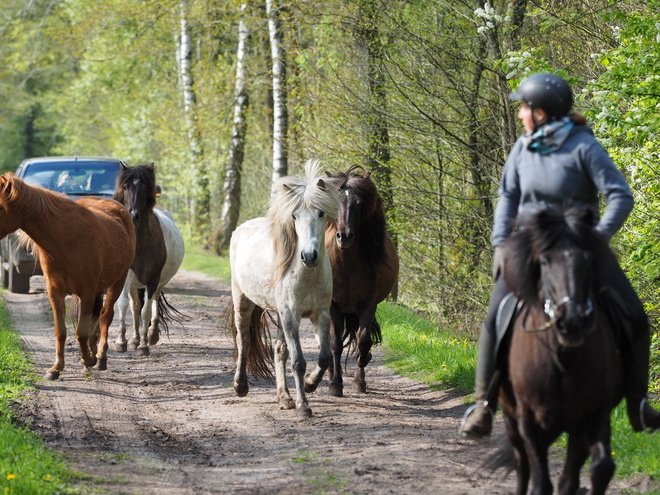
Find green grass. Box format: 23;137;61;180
180;245;231;285
0;297;75;495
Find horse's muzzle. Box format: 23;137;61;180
336;231;354;249
301;249;319;267
555;300;595;347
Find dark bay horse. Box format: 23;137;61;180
491;206;623;495
113;163;185;356
324;166;399;396
0;173;136;379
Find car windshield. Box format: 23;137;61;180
21;161;119;197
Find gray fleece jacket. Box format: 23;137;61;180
492;125;634;247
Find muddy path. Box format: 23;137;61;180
5;270;650;494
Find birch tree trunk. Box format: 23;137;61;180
209;3;250;254
266;0;288;182
179;0;209;232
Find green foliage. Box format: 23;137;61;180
377;302;476;393
0;297;73;495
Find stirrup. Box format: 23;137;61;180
459;401;494;441
640;398;660;434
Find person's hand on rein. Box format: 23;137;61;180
492;246;505;280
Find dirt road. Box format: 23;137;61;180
5;270;650;494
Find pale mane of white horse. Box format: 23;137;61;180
267;158;340;282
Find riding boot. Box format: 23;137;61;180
459;324;499;440
624;332;660;433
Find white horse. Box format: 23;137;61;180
113;163;186;356
230;159;340;418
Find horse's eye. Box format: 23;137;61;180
292;213;296;220
318;211;324;218
539;255;548;266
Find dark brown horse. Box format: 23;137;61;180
490;206;623;495
0;173;135;379
324;166;399;396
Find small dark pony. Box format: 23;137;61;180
113;163;186;356
488;206;623;495
324;165;399;396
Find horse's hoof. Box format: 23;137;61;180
44;371;60;381
296;405;313;419
148;331;159;345
81;356;97;368
304;381;319;394
234;382;249;397
352;380;367;394
137;345;150;357
357;352;372;367
278;397;296;410
115;342;127;353
96;358;107;371
129;339;139;351
328;383;343;397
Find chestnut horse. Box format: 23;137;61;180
113;163;185;356
490;206;623;495
0;173;135;379
229;159;340;418
324;166;399;396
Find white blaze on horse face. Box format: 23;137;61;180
294;206;325;268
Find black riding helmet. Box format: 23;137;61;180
509;73;573;122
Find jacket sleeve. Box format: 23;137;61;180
492;140;522;247
583;140;634;239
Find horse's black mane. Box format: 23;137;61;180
114;162;157;211
503;205;610;305
326;165;389;265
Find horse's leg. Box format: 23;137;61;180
518;410;553;495
280;308;311;419
304;309;332;393
232;296;254;398
137;289;158;357
147;288;162;345
45;287;68;380
74;292;97;369
114;281;130;352
353;303;376;393
503;413;530;495
128;286;141;351
96;278;126;370
328;303;344;397
557;433;589;495
587;415;615;495
274;316;295;410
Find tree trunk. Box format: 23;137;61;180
266;0;288;182
209;4;250;254
179;0;209;232
355;0;397;299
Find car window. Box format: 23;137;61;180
21;161;119;196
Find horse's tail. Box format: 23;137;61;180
229;305;274;380
155;290;189;338
342;313;383;351
482;433;516;475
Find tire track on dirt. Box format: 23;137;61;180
5;271;647;494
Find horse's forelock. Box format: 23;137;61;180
115;163;157;209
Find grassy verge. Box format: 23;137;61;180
0;297;74;495
181;246;660;482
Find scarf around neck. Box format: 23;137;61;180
522;116;574;155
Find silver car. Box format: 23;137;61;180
0;156;123;293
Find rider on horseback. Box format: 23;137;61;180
460;73;660;439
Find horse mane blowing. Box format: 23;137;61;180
1;173;61;219
267;159;339;282
503;205;610;308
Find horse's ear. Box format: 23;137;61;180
120;160;128;171
325;171;332;177
317;178;326;190
147;162;156;170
